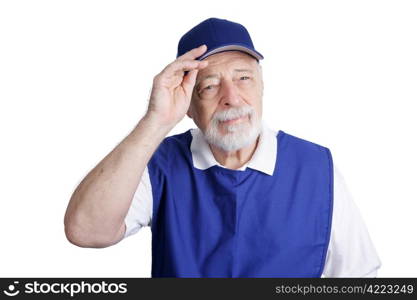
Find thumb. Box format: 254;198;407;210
182;69;198;96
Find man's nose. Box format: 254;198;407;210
219;80;242;107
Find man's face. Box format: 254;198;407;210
188;51;264;151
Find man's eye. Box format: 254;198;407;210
240;76;250;80
201;85;217;92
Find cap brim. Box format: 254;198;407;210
197;45;264;61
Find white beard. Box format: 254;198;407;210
204;106;262;152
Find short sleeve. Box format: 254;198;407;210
123;166;153;239
322;164;382;277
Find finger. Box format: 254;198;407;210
182;69;199;93
164;59;208;76
182;60;209;94
177;44;207;61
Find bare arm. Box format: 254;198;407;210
64;45;208;248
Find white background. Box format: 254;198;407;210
0;0;416;277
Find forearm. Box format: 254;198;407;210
64;114;171;248
64;44;207;248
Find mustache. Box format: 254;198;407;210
211;106;254;123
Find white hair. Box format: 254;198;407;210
204;105;262;151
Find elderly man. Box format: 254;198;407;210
64;18;381;277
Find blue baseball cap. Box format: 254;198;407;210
177;18;264;61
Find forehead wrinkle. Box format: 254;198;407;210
199;74;219;81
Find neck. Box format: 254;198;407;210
209;136;260;170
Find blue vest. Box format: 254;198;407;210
148;129;333;277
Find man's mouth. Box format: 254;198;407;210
220;115;249;125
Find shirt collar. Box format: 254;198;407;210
190;122;278;176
